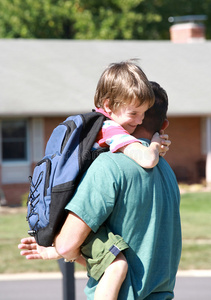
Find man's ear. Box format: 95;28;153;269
161;119;169;131
103;99;112;114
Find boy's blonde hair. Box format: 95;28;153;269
94;60;155;111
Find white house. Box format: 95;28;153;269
0;24;211;205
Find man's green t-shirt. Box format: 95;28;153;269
66;143;181;300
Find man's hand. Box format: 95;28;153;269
18;237;61;260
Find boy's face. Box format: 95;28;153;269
110;102;149;134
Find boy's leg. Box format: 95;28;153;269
81;225;129;282
81;225;129;300
94;252;128;300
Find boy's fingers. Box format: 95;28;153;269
162;140;171;146
161;145;169;151
160;135;169;140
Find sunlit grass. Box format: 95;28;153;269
179;191;211;270
0;190;211;273
0;208;59;274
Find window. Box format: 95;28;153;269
2;120;28;161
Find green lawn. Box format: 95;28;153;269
0;209;61;273
0;190;211;274
179;191;211;270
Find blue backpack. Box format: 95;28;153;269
26;111;107;247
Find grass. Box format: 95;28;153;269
180;244;211;270
179;190;211;270
0;190;211;274
180;192;211;239
0;208;60;274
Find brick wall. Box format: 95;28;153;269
165;116;206;183
2;115;206;206
3;183;30;206
43;115;206;183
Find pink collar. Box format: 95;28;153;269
95;107;113;120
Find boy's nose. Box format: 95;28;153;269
136;115;144;125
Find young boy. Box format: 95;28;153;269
92;61;168;167
19;61;170;300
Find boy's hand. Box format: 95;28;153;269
18;237;61;260
151;131;171;157
159;130;171;156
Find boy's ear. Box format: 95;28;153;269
161;119;169;131
103;99;112;114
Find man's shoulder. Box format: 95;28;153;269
98;151;127;161
96;151;124;164
158;156;173;169
158;157;179;187
94;151;131;172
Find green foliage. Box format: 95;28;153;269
0;0;77;38
0;0;210;40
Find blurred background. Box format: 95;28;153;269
0;0;210;299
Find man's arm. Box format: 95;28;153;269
55;212;92;262
18;211;92;264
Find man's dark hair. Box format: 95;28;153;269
141;81;168;134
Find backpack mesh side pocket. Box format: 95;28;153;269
26;154;59;236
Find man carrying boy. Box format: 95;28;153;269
19;80;181;299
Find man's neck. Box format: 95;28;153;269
133;128;152;140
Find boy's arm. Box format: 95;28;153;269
100;121;170;168
121;132;170;169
